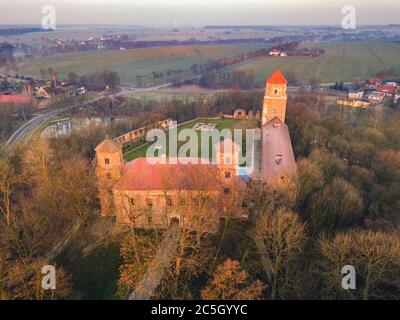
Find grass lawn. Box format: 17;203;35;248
123;118;259;162
235;41;400;84
19;44;265;86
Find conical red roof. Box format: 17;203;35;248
266;68;287;85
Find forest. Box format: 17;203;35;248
0;91;399;299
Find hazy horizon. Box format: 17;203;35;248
0;0;399;27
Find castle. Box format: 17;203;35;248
95;68;296;229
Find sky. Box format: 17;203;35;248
0;0;399;27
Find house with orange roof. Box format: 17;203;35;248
0;94;34;105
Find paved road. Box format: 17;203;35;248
5;77;202;148
5;97;100;147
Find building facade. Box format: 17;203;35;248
95;68;296;229
96;135;241;229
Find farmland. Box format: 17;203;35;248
19;44;266;86
235;41;400;85
19;41;400;89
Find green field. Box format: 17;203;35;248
20;41;400;87
235;41;400;84
126;91;220;102
123;118;258;162
19;44;265;86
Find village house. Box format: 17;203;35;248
268;49;288;57
366;78;382;88
35;84;76;108
367;92;384;103
0;93;34;105
376;85;398;97
337;98;370;108
348;90;364;100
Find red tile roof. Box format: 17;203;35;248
266;68;287;85
367;78;382;85
376;85;397;94
0;94;33;104
113;157;221;191
95;136;121;153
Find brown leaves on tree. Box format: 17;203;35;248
201;259;265;300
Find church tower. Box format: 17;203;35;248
262;68;288;126
95;136;124;216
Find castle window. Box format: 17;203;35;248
147;199;153;209
147;214;152;224
224;171;231;179
104;158;110;165
166;196;173;207
106;173;112;179
274;89;278;94
224;188;231;195
179;198;185;206
129;198;135;207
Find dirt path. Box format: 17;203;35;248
128;225;180;300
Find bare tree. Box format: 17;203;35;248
319;230;400;300
255;208;306;300
0;158;22;226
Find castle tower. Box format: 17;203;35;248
215;138;240;184
262;68;288;126
95;136;124;215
